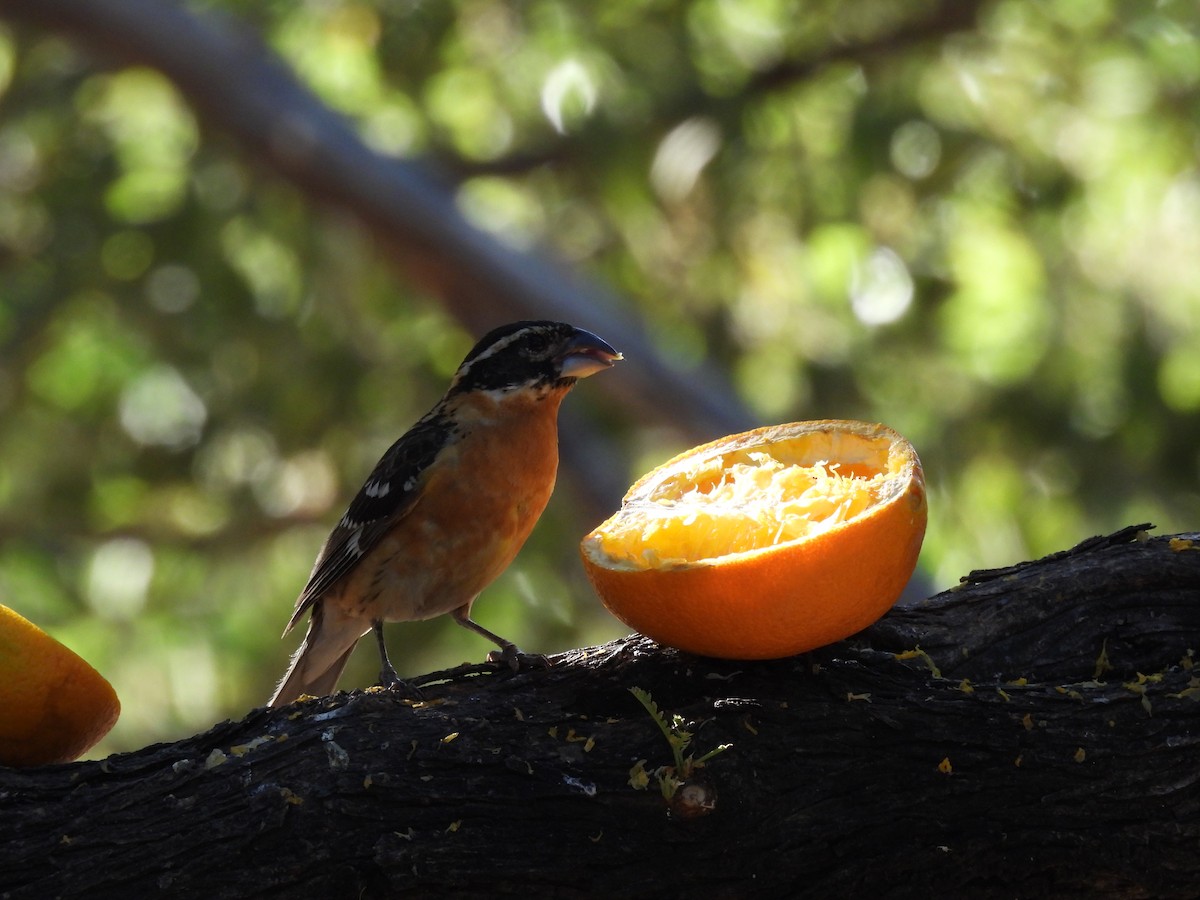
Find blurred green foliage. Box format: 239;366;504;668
0;0;1197;757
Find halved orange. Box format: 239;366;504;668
580;420;926;659
0;604;121;766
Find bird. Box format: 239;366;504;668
268;320;621;707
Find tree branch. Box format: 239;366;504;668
3;527;1198;898
0;0;755;443
442;0;989;180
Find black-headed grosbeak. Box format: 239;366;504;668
268;321;621;707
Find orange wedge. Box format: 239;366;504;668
580;420;927;659
0;604;120;766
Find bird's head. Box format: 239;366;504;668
448;321;621;398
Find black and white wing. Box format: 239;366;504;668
283;410;456;634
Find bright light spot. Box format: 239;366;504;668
166;488;230;538
712;0;784;69
145;264;200;314
1053;110;1118;181
363;103;422;156
254;451;339;518
168;641;220;723
940;218;1050;384
735;348;806;417
87;68;197;223
196;426;277;491
119;365;207;448
851;248;914;325
952;58;985;107
456;177;544;249
1070;384;1129;439
86;538;154;620
0;127;40;191
890;120;942;180
540;59;597;134
1083;56;1157;118
220;218;302;320
651;117;722;202
0;29;15;97
1159;344;1200;412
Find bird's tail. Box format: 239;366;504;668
268;605;367;708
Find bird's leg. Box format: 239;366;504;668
450;606;551;671
372;620;401;685
372;620;424;698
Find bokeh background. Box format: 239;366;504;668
0;0;1197;757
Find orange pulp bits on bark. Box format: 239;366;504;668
580;420;927;660
0;604;120;766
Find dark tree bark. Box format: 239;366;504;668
3;526;1198;899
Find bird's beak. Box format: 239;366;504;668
558;328;622;379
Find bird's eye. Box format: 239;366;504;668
524;332;551;354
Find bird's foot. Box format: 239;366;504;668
486;643;552;672
376;663;425;700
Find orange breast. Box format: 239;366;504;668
339;388;568;623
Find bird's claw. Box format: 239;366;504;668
486;645;552;672
376;664;425;699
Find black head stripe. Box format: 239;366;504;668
460;321;559;367
450;321;578;395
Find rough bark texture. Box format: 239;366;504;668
2;526;1198;899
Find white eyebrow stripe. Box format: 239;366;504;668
453;327;534;383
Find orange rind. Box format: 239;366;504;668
581;420;927;659
0;604;120;766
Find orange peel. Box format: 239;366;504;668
0;604;120;766
580;420;927;659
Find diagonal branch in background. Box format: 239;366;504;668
0;0;756;453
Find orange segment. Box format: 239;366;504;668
0;604;120;767
580;420;927;659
